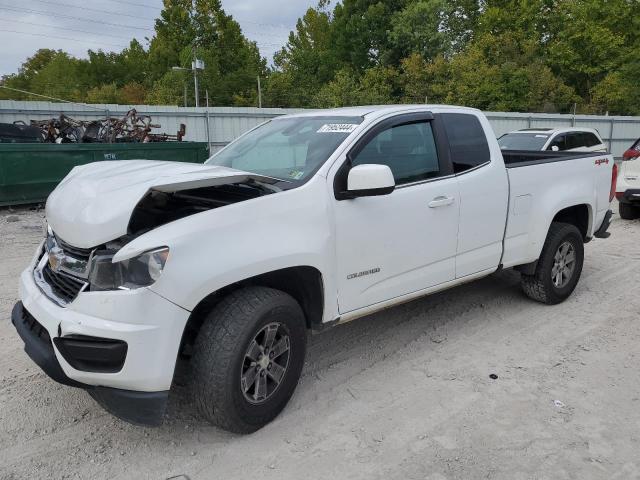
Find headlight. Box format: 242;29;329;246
88;247;169;291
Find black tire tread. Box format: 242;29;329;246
619;202;638;220
191;286;304;433
521;222;583;305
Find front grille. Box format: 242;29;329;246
18;305;51;343
41;264;86;304
56;237;94;262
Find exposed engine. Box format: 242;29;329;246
128;181;276;236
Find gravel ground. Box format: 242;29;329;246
1;205;639;480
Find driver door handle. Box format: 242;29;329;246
428;196;455;208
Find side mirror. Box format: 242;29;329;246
550;145;560;152
346;164;395;198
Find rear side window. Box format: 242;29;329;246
566;133;584;149
440;113;490;173
584;132;601;147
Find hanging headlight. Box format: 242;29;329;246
88;247;169;291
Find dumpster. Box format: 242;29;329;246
0;142;210;206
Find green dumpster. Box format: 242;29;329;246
0;142;210;206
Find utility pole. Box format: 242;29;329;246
257;76;262;108
205;90;211;153
183;84;187;107
192;57;200;108
173;59;205;107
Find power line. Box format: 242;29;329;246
0;28;129;48
0;85;111;110
103;0;159;9
101;0;291;30
0;5;287;46
30;0;158;22
0;17;144;42
0;5;155;31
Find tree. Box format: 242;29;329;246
148;0;266;106
269;4;338;107
29;52;89;102
385;0;449;65
86;83;121;104
0;49;62;100
331;0;411;69
546;0;638;103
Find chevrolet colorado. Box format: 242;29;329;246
11;105;616;433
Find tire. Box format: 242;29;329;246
521;222;584;305
191;286;307;433
619;202;638;220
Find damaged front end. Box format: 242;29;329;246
128;179;279;236
39;161;281;305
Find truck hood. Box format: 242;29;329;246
46;160;277;248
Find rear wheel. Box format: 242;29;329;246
191;287;307;433
521;222;584;305
619;202;639;220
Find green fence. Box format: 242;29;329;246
0;142;209;206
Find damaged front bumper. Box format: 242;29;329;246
11;301;169;426
10;244;191;426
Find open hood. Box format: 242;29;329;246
46;160;277;248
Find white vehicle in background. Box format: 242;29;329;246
615;137;640;219
498;127;607;153
12;105;616;433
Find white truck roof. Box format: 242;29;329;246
282;104;481;120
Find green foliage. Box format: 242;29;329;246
384;0;449;64
2;0;640;114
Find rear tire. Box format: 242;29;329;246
521;222;584;305
619;202;638;220
191;287;307;433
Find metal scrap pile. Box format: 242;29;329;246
27;109;186;144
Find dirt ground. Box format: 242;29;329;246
0;204;639;480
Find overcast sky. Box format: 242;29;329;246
0;0;316;76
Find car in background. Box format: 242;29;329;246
615;137;640;219
498;128;607;153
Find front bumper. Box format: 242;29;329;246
11;302;168;426
12;244;191;425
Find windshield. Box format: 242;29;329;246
498;133;549;151
205;116;363;185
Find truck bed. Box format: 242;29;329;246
501;149;614;270
502;150;605;168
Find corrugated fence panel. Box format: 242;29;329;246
2;101;639;158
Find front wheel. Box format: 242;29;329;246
521;222;584;305
191;287;307;433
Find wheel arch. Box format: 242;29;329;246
550;203;592;240
179;266;324;356
515;203;591;275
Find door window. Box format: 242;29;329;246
351;121;440;185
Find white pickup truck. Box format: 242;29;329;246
12;105;616;433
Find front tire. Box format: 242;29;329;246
191;287;307;433
521;222;584;305
619;202;639;220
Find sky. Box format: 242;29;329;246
0;0;316;76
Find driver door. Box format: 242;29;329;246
332;114;460;314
